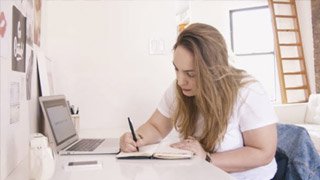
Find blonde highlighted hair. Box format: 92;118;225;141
172;23;251;152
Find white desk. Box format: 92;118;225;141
52;155;233;180
6;128;233;180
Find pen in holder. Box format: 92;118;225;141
71;114;80;132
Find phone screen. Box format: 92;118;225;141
68;161;98;166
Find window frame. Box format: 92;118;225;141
229;5;280;103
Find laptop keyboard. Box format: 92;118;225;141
67;139;105;151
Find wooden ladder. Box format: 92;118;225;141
268;0;310;103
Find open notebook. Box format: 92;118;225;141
116;141;193;160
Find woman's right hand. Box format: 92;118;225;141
119;132;144;152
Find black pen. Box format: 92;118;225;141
128;117;139;151
70;105;74;115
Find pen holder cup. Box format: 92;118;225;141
71;115;80;132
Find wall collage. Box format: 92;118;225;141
0;0;43;178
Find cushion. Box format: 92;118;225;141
305;94;320;125
274;103;307;124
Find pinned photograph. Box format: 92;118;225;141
26;0;34;46
12;6;27;72
34;0;42;46
0;11;7;38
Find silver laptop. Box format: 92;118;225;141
39;95;120;155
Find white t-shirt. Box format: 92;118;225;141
157;81;278;180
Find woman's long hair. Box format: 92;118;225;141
172;23;251;152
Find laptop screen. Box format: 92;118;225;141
42;98;77;146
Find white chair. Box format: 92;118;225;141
274;94;320;153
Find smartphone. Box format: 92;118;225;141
68;161;98;166
64;160;102;171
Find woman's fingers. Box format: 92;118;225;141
136;138;145;147
171;138;196;149
120;132;139;152
171;137;206;158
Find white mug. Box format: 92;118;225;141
30;133;55;180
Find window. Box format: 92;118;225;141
230;6;280;102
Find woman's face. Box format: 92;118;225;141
173;46;197;97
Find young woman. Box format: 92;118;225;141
120;23;278;179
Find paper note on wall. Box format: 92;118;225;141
10;81;20;124
37;51;54;96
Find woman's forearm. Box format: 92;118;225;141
136;122;165;145
136;110;173;145
210;146;275;172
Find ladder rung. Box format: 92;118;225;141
285;86;307;90
273;1;293;5
283;71;305;75
281;57;304;60
275;15;297;18
287;99;308;104
279;43;301;46
277;29;298;32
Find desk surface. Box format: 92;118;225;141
6;128;233;180
7;154;233;180
52;155;233;180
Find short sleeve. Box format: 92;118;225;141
157;82;176;118
237;82;279;132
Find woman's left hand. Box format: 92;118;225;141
170;136;207;159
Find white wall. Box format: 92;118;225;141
44;1;177;130
296;0;315;93
189;0;315;93
0;0;40;179
44;0;315;131
190;1;268;51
